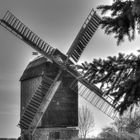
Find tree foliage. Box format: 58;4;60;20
78;53;140;115
124;108;140;133
77;0;140;115
97;0;140;45
99;126;119;139
98;110;140;139
78;106;94;138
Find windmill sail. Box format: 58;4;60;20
0;10;55;60
71;79;118;119
61;64;119;120
67;9;101;63
19;71;62;135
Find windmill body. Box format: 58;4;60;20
20;56;78;139
0;8;118;140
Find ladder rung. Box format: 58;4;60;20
20;118;31;125
18;24;24;33
72;50;81;57
20;119;30;127
36;39;42;47
28;105;38;112
28;104;38;110
36;38;41;46
82;33;90;42
80;39;87;46
22;115;33;122
87;25;95;34
75;45;83;53
24;111;34;118
21;26;27;35
29;33;35;41
40;42;46;50
82;36;90;45
72;52;81;59
48;47;54;55
71;54;79;62
20;119;30;126
88;20;97;30
78;41;85;49
89;19;99;30
43;45;49;52
90;17;99;27
77;44;84;52
80;38;88;46
91;15;100;25
40;85;50;91
88;23;96;33
46;46;53;55
32;98;41;106
13;20;20;29
19;123;28;129
25;109;35;116
19;24;25;34
31;98;41;106
74;48;82;56
33;36;39;44
86;27;94;36
36;90;43;95
71;53;79;60
84;31;92;39
26;30;32;38
85;28;93;36
24;28;30;37
37;88;48;95
30;101;40;108
27;107;36;114
10;18;17;27
36;90;44;96
38;40;44;48
33;95;42;102
44;46;51;53
8;15;14;25
82;35;90;43
34;92;43;98
31;99;41;106
3;11;11;21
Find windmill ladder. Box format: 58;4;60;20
19;70;62;136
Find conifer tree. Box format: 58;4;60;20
78;53;140;115
78;0;140;115
97;0;140;45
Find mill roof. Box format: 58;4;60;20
20;56;52;81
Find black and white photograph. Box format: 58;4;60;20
0;0;140;139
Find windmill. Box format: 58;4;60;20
0;9;119;140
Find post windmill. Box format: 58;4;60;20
0;9;119;140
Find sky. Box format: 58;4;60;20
0;0;140;138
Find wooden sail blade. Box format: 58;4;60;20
0;10;55;60
70;79;119;120
19;71;62;135
67;9;101;63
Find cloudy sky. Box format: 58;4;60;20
0;0;140;138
